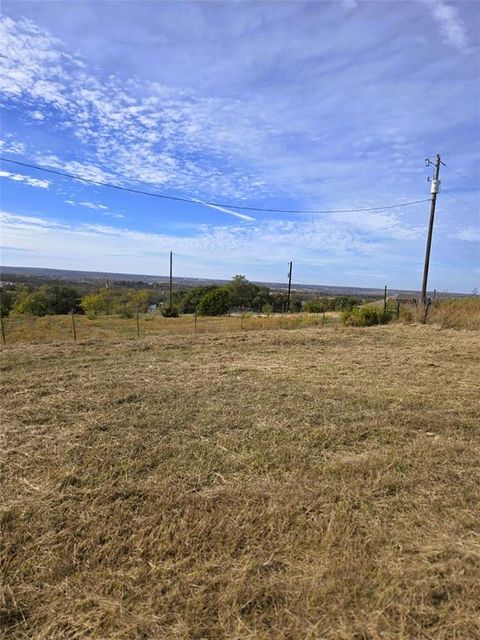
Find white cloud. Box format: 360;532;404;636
65;198;124;218
456;226;480;242
108;213;125;219
189;197;255;222
0;138;26;155
0;16;273;201
324;210;424;240
0;169;49;189
420;0;469;52
0;211;67;229
0;207;421;278
79;201;108;210
36;155;118;184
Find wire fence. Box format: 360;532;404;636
0;311;339;346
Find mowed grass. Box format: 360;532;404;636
1;324;479;639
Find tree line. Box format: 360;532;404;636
0;275;363;318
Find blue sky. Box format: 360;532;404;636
0;0;479;292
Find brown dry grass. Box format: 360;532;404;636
427;297;480;330
397;297;480;330
1;324;479;639
0;312;337;346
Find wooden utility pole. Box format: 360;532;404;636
169;251;173;311
286;261;293;312
421;154;444;307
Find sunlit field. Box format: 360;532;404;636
2;320;479;639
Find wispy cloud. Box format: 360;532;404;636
420;0;470;52
0;207;425;280
0;16;273;202
36;154;118;184
0;138;26;155
456;226;480;242
189;197;255;222
0;211;67;230
0;169;49;189
66;198;124;218
79;201;108;211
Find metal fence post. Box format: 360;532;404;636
0;314;6;345
70;309;77;341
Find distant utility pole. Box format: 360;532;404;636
169;251;173;311
421;154;444;306
286;261;293;312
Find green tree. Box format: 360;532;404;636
303;299;327;313
44;285;81;314
13;289;50;316
131;290;150;313
0;288;15;317
291;299;303;313
252;287;273;311
227;275;260;309
12;285;81;316
80;292;107;318
197;288;231;316
80;288;149;318
178;285;218;314
161;306;179;318
270;292;288;313
116;289;151;318
334;296;361;311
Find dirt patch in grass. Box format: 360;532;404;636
1;325;479;639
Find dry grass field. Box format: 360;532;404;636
0;312;336;345
427;297;480;330
1;323;479;639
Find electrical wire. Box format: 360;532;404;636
0;156;431;214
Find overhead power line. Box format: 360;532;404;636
0;156;430;214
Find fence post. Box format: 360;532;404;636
322;311;326;327
396;300;400;320
0;313;6;345
383;285;387;314
194;311;198;335
136;306;140;338
70;309;77;341
422;298;431;324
